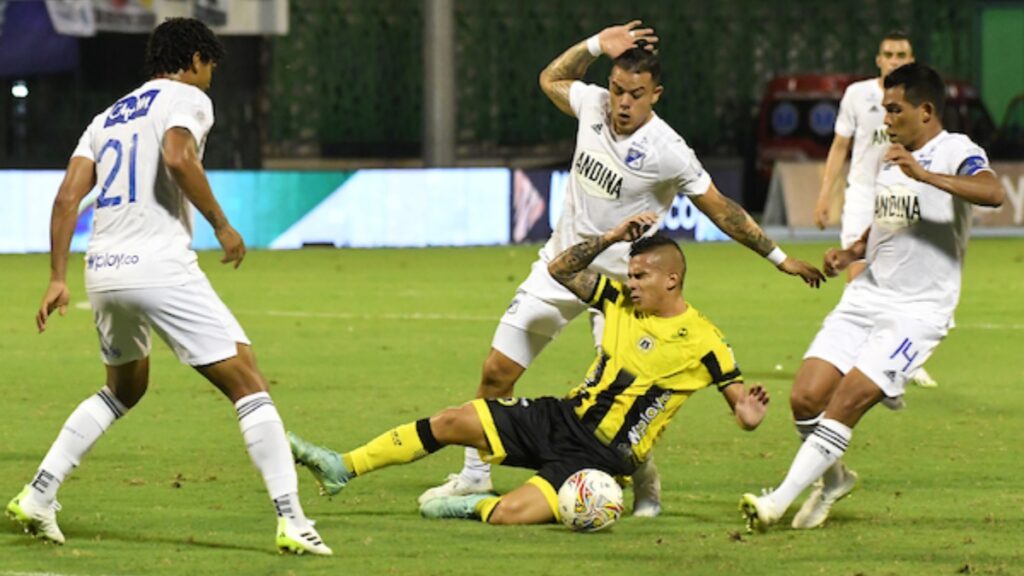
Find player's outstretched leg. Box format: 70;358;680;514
6;486;65;545
289;431;353;497
419;347;525;504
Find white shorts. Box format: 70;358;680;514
491;259;601;368
840;184;874;249
88;277;250;367
804;302;946;398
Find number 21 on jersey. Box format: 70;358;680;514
96;133;138;208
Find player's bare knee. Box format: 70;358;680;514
428;404;477;445
789;386;825;420
486;500;527;525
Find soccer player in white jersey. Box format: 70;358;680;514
4;18;330;555
815;35;939;390
740;63;1005;532
421;20;825;516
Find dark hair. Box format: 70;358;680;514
612;48;662;85
630;233;684;264
881;29;912;45
884;62;945;119
145;18;225;77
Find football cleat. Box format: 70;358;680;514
419;494;492;520
792;466;859;529
631;456;662;518
909;367;938;388
276;518;332;556
288;431;350;497
6;486;65;545
740;490;784;533
417;473;493;506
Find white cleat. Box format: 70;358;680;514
880;395;907;411
909;367;938;388
792;467;859;529
417;473;493;506
740;490;784;533
6;486;65;545
276;518;332;556
631;456;662;518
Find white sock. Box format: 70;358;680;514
793;413;823;441
235;392;308;526
771;418;852;510
462;446;491;481
794;412;845;486
30;387;127;506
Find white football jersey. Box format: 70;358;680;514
848;131;992;327
539;81;712;278
834;79;889;190
72;79;214;292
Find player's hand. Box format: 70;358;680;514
598;20;658;58
37;280;70;333
823;247;858;277
813;195;831;230
777;257;825;288
734;384;770;430
215;224;246;269
606;211;659;243
884;144;929;181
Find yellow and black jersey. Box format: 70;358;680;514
565;274;742;466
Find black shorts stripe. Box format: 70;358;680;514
416;418;443;453
579;368;636;432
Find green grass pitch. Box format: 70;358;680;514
2;239;1022;575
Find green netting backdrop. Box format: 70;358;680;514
265;0;978;160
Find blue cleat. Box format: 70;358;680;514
419;494;493;520
288;431;350;497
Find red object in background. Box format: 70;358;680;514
755;73;997;194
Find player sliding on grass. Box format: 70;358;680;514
422;19;824;518
740;63;1004;532
5;18;331;555
290;212;771;526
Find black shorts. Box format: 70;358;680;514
472;396;635;491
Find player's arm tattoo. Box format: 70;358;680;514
540;41;598;116
696;192;775;256
548;236;612;301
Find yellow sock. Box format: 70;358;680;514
476;496;502;523
345;420;437;476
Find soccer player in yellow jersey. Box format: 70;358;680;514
288;213;771;525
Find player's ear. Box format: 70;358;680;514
920;101;935;124
191;51;202;73
651;84;664;105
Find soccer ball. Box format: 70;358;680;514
557;468;624;532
